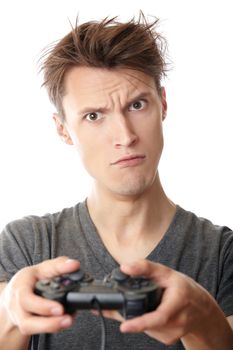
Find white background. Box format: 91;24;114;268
0;0;232;230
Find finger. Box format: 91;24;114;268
120;309;187;346
16;257;80;292
120;260;172;286
92;310;124;322
34;257;80;280
18;314;74;335
20;291;64;316
15;257;80;316
120;286;187;334
120;309;167;333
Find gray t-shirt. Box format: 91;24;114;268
0;201;233;350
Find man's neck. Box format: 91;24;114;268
86;174;176;264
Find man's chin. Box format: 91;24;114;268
109;180;151;199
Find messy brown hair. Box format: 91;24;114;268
40;13;169;118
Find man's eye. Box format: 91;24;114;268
85;112;101;121
129;100;146;111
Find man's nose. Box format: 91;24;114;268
110;114;138;148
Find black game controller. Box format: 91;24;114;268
35;267;163;319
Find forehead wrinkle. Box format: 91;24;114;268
63;67;157;116
107;81;136;111
106;71;157;111
85;74;136;113
88;75;155;114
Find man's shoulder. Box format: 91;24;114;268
0;202;86;274
176;205;233;245
1;201;84;237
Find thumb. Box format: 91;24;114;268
34;256;80;280
120;259;172;287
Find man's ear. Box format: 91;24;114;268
53;113;73;145
160;87;167;121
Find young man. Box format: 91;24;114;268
0;15;233;350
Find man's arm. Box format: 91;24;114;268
0;257;80;350
227;315;233;329
0;282;30;350
181;309;233;350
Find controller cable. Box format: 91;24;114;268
92;298;107;350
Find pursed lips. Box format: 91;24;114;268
111;154;146;167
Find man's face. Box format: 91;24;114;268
57;66;167;198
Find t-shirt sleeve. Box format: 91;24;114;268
0;216;50;282
216;230;233;317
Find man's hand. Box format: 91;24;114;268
101;260;233;349
1;257;80;336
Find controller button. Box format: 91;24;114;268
62;278;72;286
111;268;129;282
140;279;150;287
130;282;141;289
40;279;50;286
68;270;85;282
51;281;61;290
53;277;62;283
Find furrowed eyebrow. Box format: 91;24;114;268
127;92;152;106
77;106;107;116
77;91;153;116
